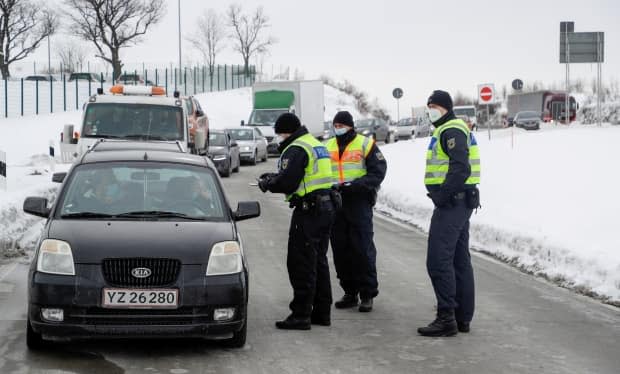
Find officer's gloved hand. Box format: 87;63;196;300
259;172;277;180
339;182;362;194
257;178;269;193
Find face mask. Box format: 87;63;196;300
427;108;443;124
334;127;349;136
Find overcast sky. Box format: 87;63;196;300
30;0;620;117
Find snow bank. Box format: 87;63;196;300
377;123;620;303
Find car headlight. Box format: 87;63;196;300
206;241;243;276
37;239;75;275
241;146;253;152
362;130;370;135
212;155;227;161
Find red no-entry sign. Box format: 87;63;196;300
478;84;495;104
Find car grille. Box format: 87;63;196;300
68;307;210;325
102;258;181;288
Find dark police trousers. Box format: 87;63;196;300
287;197;335;318
427;197;475;322
331;197;378;299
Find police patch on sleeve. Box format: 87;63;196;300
376;152;385;161
281;158;289;170
447;138;456;150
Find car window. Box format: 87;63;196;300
59;162;226;220
229;129;254;141
82;103;184;141
209;132;228;146
184;98;193;115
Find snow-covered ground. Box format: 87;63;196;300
1;86;618;304
377;123;620;304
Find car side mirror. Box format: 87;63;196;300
52;172;66;183
195;109;204;117
234;201;260;221
23;197;50;218
240;120;245;126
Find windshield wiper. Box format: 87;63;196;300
123;134;169;141
61;212;116;219
115;211;207;220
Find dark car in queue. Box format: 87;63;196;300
208;130;240;178
23;141;260;349
355;118;393;143
514;111;542;130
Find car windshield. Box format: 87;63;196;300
249;109;287;126
398;118;413;126
356;119;373;128
82;103;184;141
518;112;540;119
454;107;476;117
229;129;253;141
209;133;228;146
58;162;226;220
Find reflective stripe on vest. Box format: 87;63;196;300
326;134;374;184
281;133;333;201
424;119;481;186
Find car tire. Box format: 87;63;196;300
225;315;247;348
261;151;267;162
221;159;232;178
26;319;47;350
233;156;240;173
250;151;257;166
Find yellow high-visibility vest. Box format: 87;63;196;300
280;133;333;201
425;119;481;186
326;134;374;184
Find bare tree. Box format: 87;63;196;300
187;9;225;78
0;0;57;79
228;4;275;76
65;0;166;81
56;41;88;73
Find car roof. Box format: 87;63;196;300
88;94;182;106
79;140;211;168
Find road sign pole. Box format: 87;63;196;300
565;23;570;125
487;105;491;140
397;98;400;122
597;32;602;127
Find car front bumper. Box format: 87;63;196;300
28;266;247;341
209;157;230;172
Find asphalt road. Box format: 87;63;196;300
0;158;618;374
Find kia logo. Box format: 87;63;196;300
131;267;152;278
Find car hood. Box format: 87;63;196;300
235;140;256;147
208;146;228;154
48;220;235;264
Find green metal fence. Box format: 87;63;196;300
1;64;256;118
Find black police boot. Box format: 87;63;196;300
358;298;373;312
417;309;458;337
457;321;470;333
334;294;358;309
310;314;331;326
275;315;311;330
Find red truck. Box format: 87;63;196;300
507;91;577;125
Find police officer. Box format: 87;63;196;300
326;111;387;313
257;113;336;330
418;90;481;337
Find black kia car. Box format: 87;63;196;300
23;141;260;349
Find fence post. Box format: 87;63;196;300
193;66;197;95
238;65;241;88
165;68;168;96
202;66;205;93
100;73;104;91
75;78;79;110
217;65;220;91
224;65;227;90
50;78;53;113
36;80;39;115
88;77;92;97
145;70;149;86
63;74;66;112
184;67;187;96
21;78;24;116
155;69;159;87
4;78;8;118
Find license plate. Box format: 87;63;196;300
102;288;178;309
